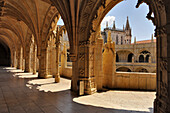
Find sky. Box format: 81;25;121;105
57;0;156;43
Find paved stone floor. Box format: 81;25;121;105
0;67;155;113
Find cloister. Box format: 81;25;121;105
0;0;169;112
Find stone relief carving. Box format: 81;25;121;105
160;57;167;71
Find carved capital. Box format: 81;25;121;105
155;26;166;37
79;40;90;47
156;0;165;12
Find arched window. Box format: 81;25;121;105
116;53;119;62
121;36;123;45
145;55;150;63
139;55;144;62
128;53;133;62
116;35;118;45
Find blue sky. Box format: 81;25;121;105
57;0;155;42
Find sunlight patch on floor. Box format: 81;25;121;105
28;78;55;85
27;78;71;92
13;72;38;78
4;67;24;73
73;91;155;112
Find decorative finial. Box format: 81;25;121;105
151;34;154;42
107;30;112;42
134;37;136;44
113;21;116;30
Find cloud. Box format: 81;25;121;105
101;16;115;30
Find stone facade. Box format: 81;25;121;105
102;18;156;73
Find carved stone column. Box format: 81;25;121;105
77;40;97;95
154;26;169;113
51;48;55;75
13;51;17;68
55;41;60;83
61;43;67;75
95;38;104;90
25;47;31;72
38;47;48;78
33;44;37;74
22;59;25;71
47;44;52;75
17;47;23;69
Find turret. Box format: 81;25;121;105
113;21;116;30
134;37;136;44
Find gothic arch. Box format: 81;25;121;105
40;6;60;52
116;67;132;72
0;38;11;66
135;67;149;73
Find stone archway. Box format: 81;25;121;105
0;40;11;66
49;0;169;112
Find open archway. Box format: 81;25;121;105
139;55;144;62
128;53;134;62
0;39;11;66
135;67;149;73
116;67;132;72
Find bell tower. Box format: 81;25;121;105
125;16;132;44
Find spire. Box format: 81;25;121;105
113;21;116;30
106;21;108;28
134;37;136;44
125;16;130;30
123;25;124;30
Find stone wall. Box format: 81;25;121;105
59;66;72;79
114;72;156;90
59;65;156;90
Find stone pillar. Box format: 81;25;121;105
17;47;23;69
149;56;152;63
38;47;48;78
36;58;39;72
95;38;104;91
55;41;60;83
25;47;31;72
70;55;78;92
154;26;169;112
47;44;52;75
33;45;37;74
103;30;116;88
132;56;134;63
13;51;17;68
22;59;25;70
61;43;67;75
70;40;97;95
